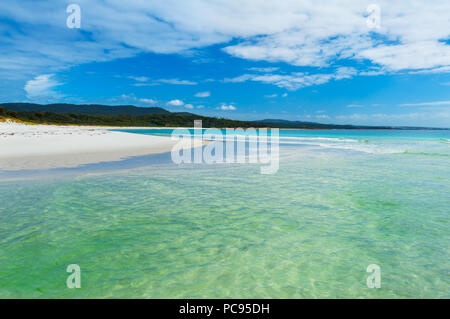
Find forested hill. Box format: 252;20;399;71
0;103;446;129
1;103;169;116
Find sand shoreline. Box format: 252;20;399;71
0;122;194;171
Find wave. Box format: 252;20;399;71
170;132;449;155
199;134;403;154
400;151;450;157
278;136;361;143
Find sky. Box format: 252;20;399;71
0;0;449;127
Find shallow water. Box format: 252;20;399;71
0;129;449;298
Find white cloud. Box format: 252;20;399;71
2;0;450;104
166;99;184;106
223;74;253;83
225;67;357;90
194;91;210;97
196;105;205;109
409;66;450;74
133;78;197;85
265;94;278;98
120;94;157;105
399;100;450;107
359;41;450;71
2;0;449;79
218;104;236;111
282;93;288;98
158;79;197;85
128;76;149;82
139;98;157;105
247;67;279;72
184;104;194;109
133;83;160;87
120;93;136;100
24;74;62;99
221;2;450;72
335;67;358;79
223;36;365;68
359;68;387;76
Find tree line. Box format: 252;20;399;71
0;107;270;128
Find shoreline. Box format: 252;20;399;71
0;122;198;171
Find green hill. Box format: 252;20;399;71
1;103;169;116
0;103;446;129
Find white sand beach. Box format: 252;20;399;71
0;121;192;170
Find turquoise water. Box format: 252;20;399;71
0;129;449;298
114;128;450;140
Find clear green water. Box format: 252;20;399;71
0;130;449;298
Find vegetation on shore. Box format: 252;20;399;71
0;105;353;128
1;104;445;129
0;106;270;128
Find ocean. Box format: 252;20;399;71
0;129;448;298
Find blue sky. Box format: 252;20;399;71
1;1;449;127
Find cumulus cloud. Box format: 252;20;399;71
218;104;236;111
222;1;450;72
359;41;450;71
24;74;62;99
184;104;194;109
139;98;157;105
166;99;184;106
194;91;210;97
119;94;157;105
